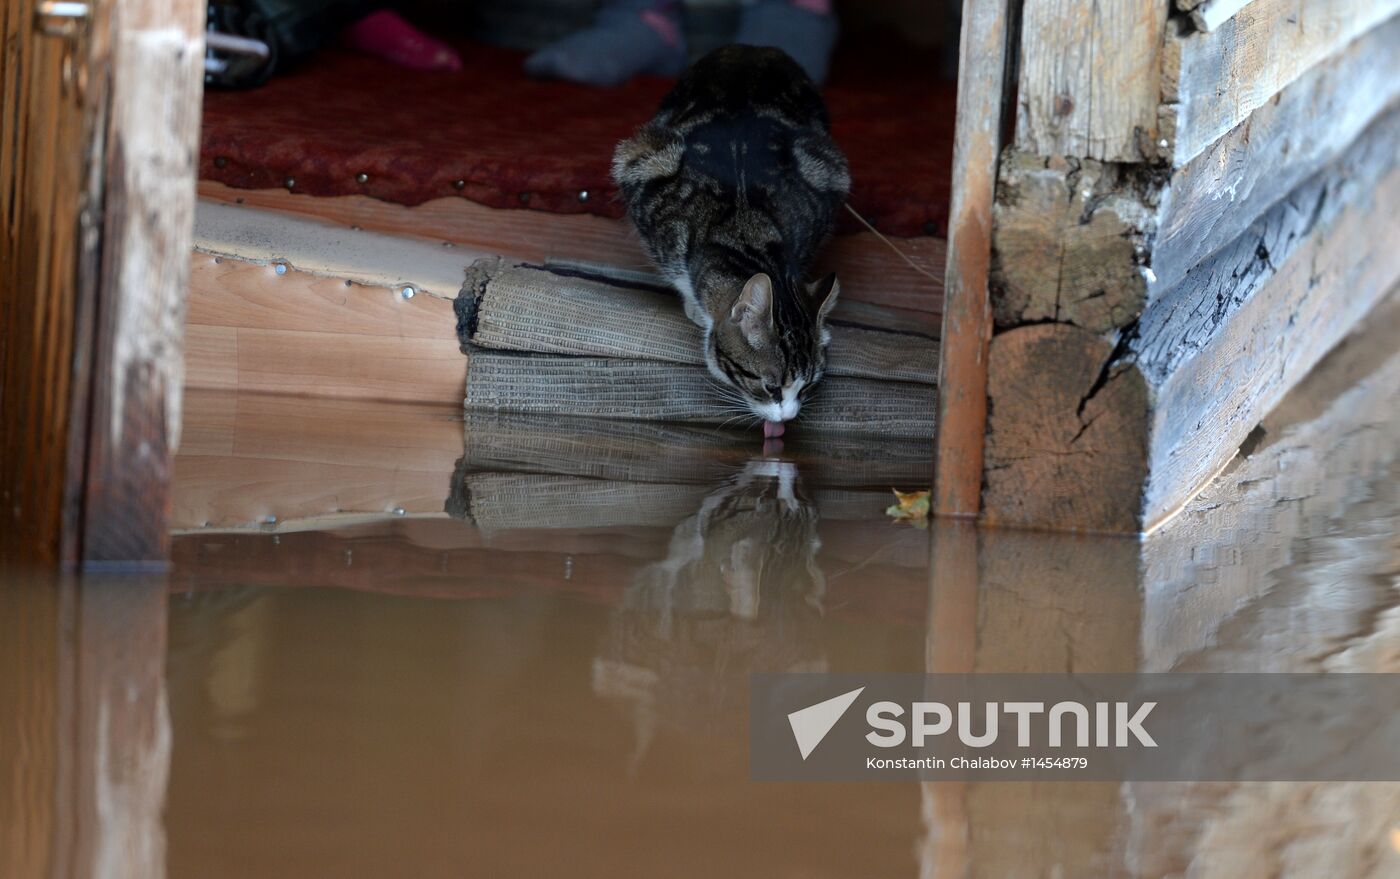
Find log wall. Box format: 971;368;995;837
979;0;1400;531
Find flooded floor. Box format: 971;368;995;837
4;300;1400;878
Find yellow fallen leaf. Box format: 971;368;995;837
886;489;930;526
1390;826;1400;854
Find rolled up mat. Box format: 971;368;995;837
455;411;934;488
457;260;941;385
463;350;937;438
459;411;753;485
451;472;712;533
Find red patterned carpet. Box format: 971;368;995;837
200;39;955;238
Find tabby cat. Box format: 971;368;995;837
612;45;851;437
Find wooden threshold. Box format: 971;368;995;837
187;198;945;408
197;181;946;317
185;247;464;405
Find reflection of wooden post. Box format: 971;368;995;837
970;531;1141;878
0;581;63;879
922;525;1144;877
0;578;170;879
920;521;979;878
925;0;1021;861
72;578;171;878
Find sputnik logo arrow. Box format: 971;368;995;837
787;687;865;760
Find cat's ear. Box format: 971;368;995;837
730;273;774;347
808;273;840;321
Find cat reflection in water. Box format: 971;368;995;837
593;459;828;769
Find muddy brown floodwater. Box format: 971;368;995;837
2;296;1398;878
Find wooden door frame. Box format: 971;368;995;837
1;0;204;570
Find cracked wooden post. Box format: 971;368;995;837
984;325;1149;530
990;155;1158;332
981;2;1400;532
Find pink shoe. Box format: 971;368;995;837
342;10;463;72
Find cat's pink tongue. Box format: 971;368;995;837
763;420;786;439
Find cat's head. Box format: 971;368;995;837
704;272;840;426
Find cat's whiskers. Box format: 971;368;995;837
708;380;764;431
717;413;752;432
703;375;752;408
707;389;772;432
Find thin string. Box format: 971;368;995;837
842;203;943;284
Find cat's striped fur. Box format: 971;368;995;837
612;45;850;426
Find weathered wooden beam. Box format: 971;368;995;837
1;0;104;565
76;0;206;565
1152;17;1400;294
1014;0;1170;163
930;305;1400;871
3;0;203;567
1140;291;1400;669
984;110;1400;532
1160;0;1400;167
983;324;1150;530
992;18;1400;333
990;153;1160;332
932;0;1016;516
1186;0;1256;32
1134;140;1400;528
925;309;1400;866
